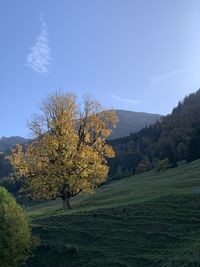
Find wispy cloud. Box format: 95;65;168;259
110;94;140;104
26;14;52;73
151;68;200;83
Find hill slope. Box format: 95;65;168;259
108;89;200;178
0;136;31;153
28;160;200;267
110;110;161;139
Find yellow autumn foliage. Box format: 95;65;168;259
9;92;118;208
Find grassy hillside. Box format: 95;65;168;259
27;160;200;266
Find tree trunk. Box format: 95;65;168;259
62;194;71;209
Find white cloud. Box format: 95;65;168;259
110;94;140;104
26;15;52;73
151;68;200;83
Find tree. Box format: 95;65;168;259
123;169;132;177
9;92;118;209
156;158;172;172
116;165;123;179
0;152;12;178
187;129;200;162
135;156;152;174
0;186;31;267
176;142;187;161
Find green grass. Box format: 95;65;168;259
27;160;200;266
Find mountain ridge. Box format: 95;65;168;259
109;109;161;139
0;110;161;152
0;136;31;153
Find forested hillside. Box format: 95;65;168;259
109;89;200;179
1;90;200;186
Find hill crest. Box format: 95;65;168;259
109;109;161;139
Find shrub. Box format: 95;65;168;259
156;158;172;171
136;157;152;174
0;186;31;267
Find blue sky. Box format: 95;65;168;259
1;0;200;137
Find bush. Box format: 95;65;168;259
135;157;152;174
0;186;31;267
0;175;22;197
156;158;172;171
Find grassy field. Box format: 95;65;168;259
27;160;200;266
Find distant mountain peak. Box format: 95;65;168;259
109;109;162;139
0;136;31;153
0;110;162;152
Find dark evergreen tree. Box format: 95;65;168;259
187;129;200;162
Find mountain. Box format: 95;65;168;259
109;110;162;139
0;110;161;153
0;136;31;153
108;89;200;179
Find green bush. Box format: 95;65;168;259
0;186;31;267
